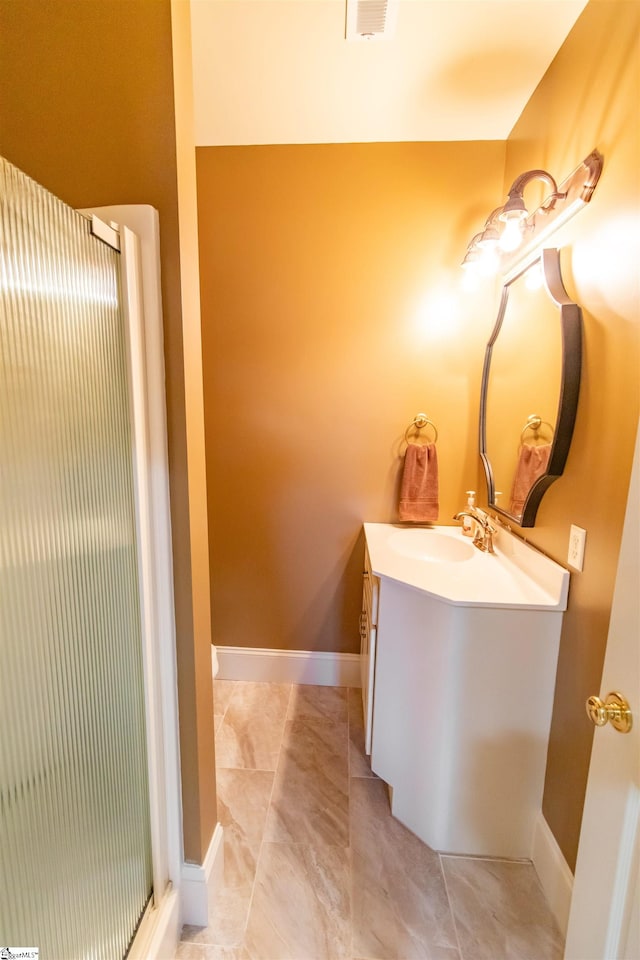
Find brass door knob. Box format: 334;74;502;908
586;691;633;734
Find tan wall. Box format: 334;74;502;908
198;141;505;654
502;0;640;869
0;0;216;863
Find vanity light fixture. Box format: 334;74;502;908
475;208;504;248
461;234;484;270
463;170;562;271
463;215;503;277
499;169;563;222
462;234;500;278
462;150;603;277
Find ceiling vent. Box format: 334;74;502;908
345;0;398;41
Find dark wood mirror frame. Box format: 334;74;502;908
479;248;582;527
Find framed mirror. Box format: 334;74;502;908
479;248;582;527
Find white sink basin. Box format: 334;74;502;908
364;522;569;610
388;528;475;563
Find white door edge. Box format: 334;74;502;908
81;205;184;915
565;419;640;959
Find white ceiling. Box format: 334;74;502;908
190;0;588;146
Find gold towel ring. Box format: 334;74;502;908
520;414;553;444
404;413;438;445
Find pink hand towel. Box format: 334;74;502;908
399;442;439;522
510;443;552;516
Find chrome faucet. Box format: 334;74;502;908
453;508;497;554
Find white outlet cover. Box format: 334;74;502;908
568;524;587;571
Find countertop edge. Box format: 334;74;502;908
364;522;569;612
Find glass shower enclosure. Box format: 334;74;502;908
0;157;154;958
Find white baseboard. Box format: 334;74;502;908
211;644;219;678
147;887;181;960
216;646;362;687
129;884;181;960
180;822;224;927
532;812;574;937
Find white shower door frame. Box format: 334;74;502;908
82;205;184;959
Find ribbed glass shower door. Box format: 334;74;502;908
0;158;153;958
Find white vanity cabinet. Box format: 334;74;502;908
363;522;569;860
359;546;379;755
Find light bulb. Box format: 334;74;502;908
476;247;499;277
499;218;524;252
461;269;481;292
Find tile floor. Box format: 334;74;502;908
176;680;564;960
